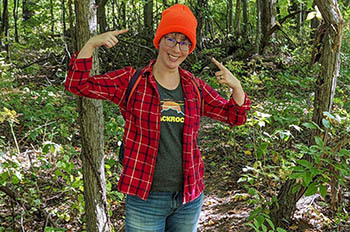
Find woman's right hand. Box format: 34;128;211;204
87;29;129;49
77;29;128;59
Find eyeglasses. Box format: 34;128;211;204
164;36;192;51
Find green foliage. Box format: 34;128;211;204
0;85;77;145
288;113;350;197
247;212;287;232
0;0;349;230
240;107;350;230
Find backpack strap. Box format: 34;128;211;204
125;68;143;109
119;68;142;166
189;77;204;114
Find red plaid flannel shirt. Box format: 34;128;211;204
65;53;251;203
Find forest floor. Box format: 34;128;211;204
1;58;349;231
1;112;349;231
110;117;350;232
196;118;350;232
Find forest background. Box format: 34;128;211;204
0;0;349;231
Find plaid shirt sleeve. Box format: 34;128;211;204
198;78;251;125
64;52;133;108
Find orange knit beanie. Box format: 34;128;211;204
153;4;197;54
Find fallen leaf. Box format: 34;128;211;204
289;225;299;230
243;150;252;155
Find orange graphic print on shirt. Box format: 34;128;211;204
160;100;185;123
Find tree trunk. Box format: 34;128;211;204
112;0;116;28
234;0;241;35
23;0;34;21
255;0;261;54
50;0;54;34
242;0;248;37
289;0;298;30
1;0;9;56
120;1;126;28
74;0;110;231
97;0;108;32
260;0;273;40
1;0;8;35
13;0;19;42
311;0;343;132
275;0;280;20
270;0;343;228
195;0;208;50
68;0;76;53
289;0;304;34
259;11;300;53
0;1;2;24
259;0;276;54
311;1;320;40
227;0;233;35
143;0;153;46
61;0;66;36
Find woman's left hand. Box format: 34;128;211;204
211;57;245;105
211;57;242;91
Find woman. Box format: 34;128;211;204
65;4;251;232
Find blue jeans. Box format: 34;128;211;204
125;192;204;232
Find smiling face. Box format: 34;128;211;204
156;32;191;70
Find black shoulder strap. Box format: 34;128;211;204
191;77;202;99
125;68;142;108
189;77;203;113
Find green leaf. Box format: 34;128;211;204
296;159;313;169
303;172;312;186
13;171;22;184
254;219;260;229
323;111;336;120
42;143;51;154
290;124;302;132
302;122;316;129
305;182;318;196
0;171;9;184
315;136;323;147
57;161;65;169
319;184;327;198
45;227;66;232
289;172;303;179
248;207;262;221
322;118;331;129
248;188;257;196
292;166;306;172
256;215;264;227
292;184;301;193
247;223;259;231
266;218;275;230
310;166;323;177
277;228;288;232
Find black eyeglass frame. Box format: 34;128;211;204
163;36;192;51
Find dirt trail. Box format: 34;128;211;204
197;117;252;231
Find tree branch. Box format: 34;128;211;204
0;185;60;229
118;38;156;55
260;11;307;52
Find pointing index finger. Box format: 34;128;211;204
113;28;129;36
211;57;225;71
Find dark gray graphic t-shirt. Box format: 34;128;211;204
151;81;185;192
